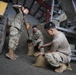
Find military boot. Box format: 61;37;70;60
55;63;67;73
32;55;48;67
6;48;16;60
27;40;34;56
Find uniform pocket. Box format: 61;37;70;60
10;27;19;36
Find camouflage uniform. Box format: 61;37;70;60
45;31;72;67
33;29;44;53
8;8;24;50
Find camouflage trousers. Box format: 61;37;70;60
8;26;21;50
45;52;71;67
34;41;44;53
39;41;44;53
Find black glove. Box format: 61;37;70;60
13;4;22;14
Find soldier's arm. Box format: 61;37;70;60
23;16;28;26
13;5;22;14
43;42;52;47
39;42;52;49
36;30;44;42
35;38;41;44
33;36;41;46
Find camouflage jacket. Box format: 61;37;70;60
11;8;26;30
33;29;44;43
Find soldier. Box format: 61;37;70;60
39;22;72;73
6;5;29;60
32;25;44;53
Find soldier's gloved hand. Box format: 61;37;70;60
34;41;37;46
13;4;22;8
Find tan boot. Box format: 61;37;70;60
32;55;48;67
55;63;67;73
27;42;34;56
6;49;16;60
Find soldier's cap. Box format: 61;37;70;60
32;25;37;28
13;4;22;8
44;22;56;30
24;6;29;9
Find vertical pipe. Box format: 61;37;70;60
50;0;54;21
72;0;76;13
46;9;50;22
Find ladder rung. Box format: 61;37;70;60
72;55;76;57
72;57;76;60
71;50;76;52
52;18;60;22
53;11;60;15
54;4;59;7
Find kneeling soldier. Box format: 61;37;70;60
32;25;44;53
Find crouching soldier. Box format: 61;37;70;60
6;5;29;60
32;25;44;53
32;25;47;67
39;22;72;73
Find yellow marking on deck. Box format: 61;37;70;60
0;1;8;16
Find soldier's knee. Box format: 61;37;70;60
45;53;53;61
40;48;44;53
52;52;59;58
